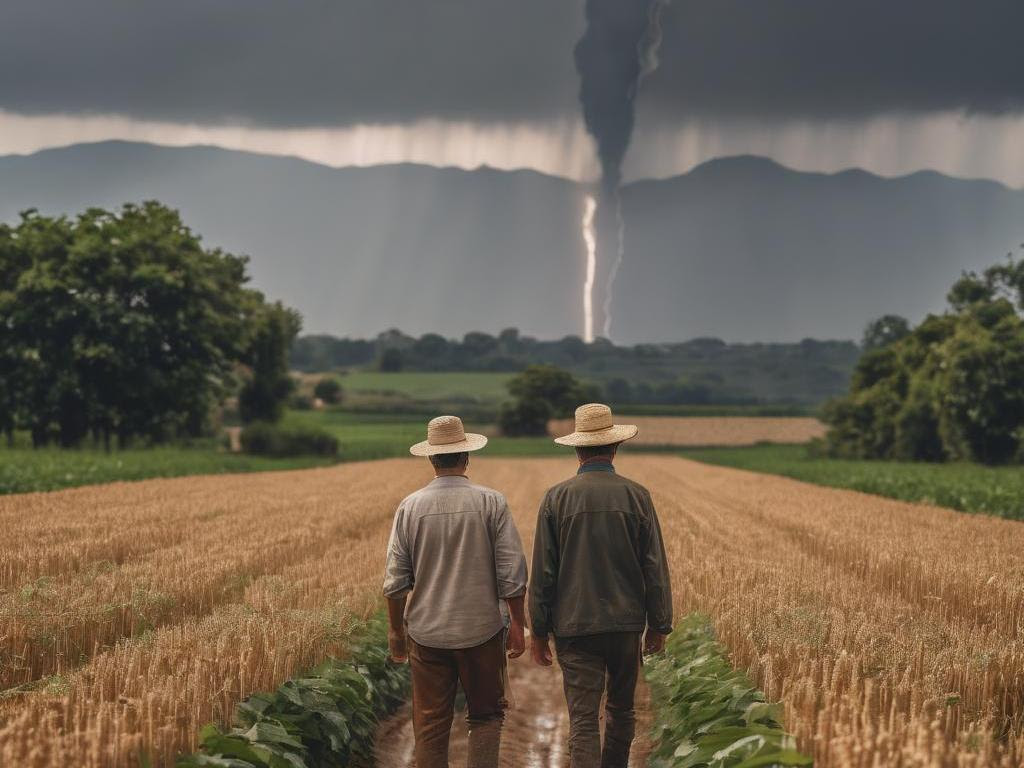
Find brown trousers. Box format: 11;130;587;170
555;632;642;768
409;629;507;768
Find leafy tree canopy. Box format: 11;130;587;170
825;252;1024;465
862;314;911;350
0;203;300;447
499;364;599;436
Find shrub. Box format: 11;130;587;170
498;398;553;437
500;364;597;437
289;393;314;411
507;364;597;417
313;377;344;405
240;422;338;458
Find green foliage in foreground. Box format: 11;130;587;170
177;616;409;768
0;446;334;495
646;615;811;768
681;443;1024;520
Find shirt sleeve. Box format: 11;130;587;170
382;504;413;598
640;490;674;634
528;493;559;638
492;497;528;599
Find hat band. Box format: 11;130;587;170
429;433;466;445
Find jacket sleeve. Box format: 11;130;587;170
640;490;673;634
528;493;559;638
493;497;528;599
382;504;413;598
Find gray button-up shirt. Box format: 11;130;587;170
382;475;528;649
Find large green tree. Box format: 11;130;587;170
0;202;297;447
0;222;25;445
825;254;1024;464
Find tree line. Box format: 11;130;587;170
0;203;298;449
293;329;858;406
825;253;1024;465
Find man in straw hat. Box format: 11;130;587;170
383;415;528;768
529;403;673;768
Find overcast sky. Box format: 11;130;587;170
3;0;1024;184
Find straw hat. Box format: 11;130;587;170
409;415;488;456
554;403;639;447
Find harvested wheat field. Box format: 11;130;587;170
1;456;1022;767
548;415;826;446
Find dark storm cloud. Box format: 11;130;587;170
0;0;583;126
1;0;1023;127
645;0;1024;119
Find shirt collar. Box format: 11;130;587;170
430;475;472;486
577;459;616;474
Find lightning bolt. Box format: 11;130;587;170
582;195;597;343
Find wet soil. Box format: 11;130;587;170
373;653;652;767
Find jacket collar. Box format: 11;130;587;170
577;459;615;475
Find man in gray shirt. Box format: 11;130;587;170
383;415;528;768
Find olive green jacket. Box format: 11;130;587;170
529;467;673;638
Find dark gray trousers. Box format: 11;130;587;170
555;632;642;768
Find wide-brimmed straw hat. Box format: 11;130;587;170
554;403;639;447
410;415;488;456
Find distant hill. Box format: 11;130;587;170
617;157;1024;342
2;141;1021;343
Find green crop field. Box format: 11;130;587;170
680;443;1024;520
0;446;335;495
339;371;514;402
0;410;567;495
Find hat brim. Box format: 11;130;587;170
409;433;489;456
553;424;638;447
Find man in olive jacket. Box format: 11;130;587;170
529;403;673;768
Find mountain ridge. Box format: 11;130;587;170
5;140;1019;193
2;141;1022;343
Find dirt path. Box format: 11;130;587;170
374;651;653;767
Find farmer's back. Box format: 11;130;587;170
390;476;521;648
531;469;671;637
529;403;673;768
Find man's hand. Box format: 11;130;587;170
386;596;409;663
388;628;409;663
507;622;526;659
531;634;553;667
643;629;667;656
505;595;527;660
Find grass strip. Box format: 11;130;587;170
176;614;409;768
0;446;336;495
646;614;812;768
